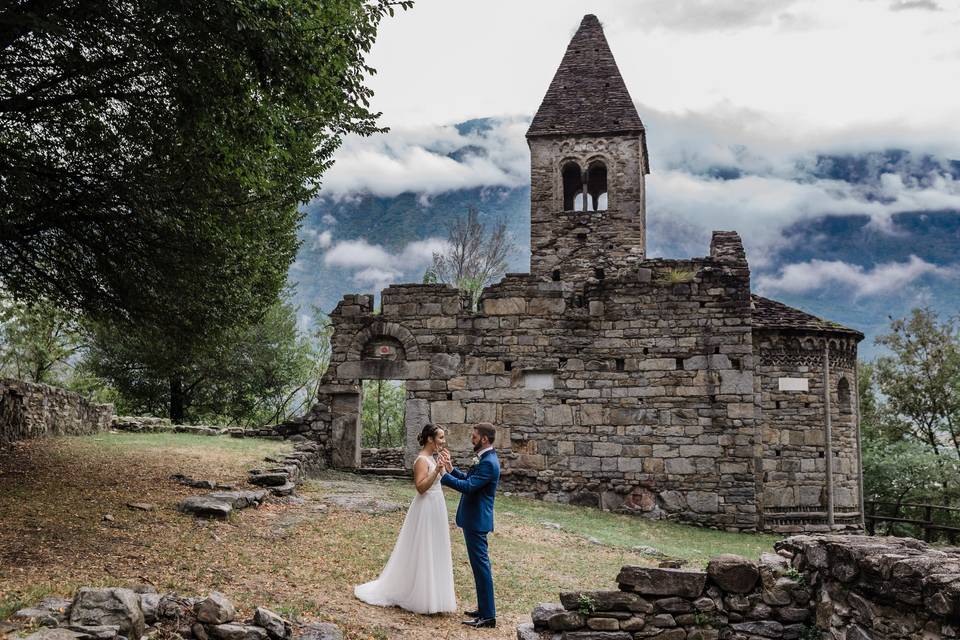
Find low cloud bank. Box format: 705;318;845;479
757;255;956;298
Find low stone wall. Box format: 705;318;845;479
7;585;343;640
112;416;286;439
112;416;218;435
1;378;113;445
360;447;404;469
518;535;959;639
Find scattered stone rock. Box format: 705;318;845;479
617;567;707;598
545;610;586;631
532;603;566;627
291;623;343;640
252;608;290;640
22;629;86;640
156;595;196;621
170;474;216;490
192;623;209;640
541;521;563;530
126;503;155;512
206;624;268;640
14;597;73;627
707;554;759;594
138;594;161;625
269;482;296;498
560;592;653;613
176;496;232;519
195;593;235;625
68;588;145;640
102;515;114;522
66;625;121;639
248;473;289;488
515;622;546;640
205;491;269;509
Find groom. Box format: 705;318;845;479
439;422;500;629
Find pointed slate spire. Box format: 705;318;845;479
527;15;645;139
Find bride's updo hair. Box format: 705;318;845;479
417;423;441;447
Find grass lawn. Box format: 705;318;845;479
0;433;780;640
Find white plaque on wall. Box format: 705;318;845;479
778;377;809;391
523;371;555;390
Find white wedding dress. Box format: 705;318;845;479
354;454;457;614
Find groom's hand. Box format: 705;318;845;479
440;450;453;472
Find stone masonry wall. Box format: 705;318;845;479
0;378;113;445
308;231;762;530
754;332;862;533
518;534;960;640
360;447;405;469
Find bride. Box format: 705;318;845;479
354;423;457;614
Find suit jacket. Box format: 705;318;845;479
440;449;500;532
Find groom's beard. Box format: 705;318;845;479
473;441;484;453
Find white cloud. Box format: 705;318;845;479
890;0;941;11
616;0;804;32
301;227;333;251
352;267;403;291
646;164;960;265
756;255;956;297
323;239;394;269
321;214;337;225
319;118;530;197
321;236;450;292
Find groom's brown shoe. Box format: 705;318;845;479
462;617;496;629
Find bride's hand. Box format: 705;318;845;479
439;450;453;472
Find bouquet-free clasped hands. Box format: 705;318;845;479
436;447;453;474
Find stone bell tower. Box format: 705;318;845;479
527;14;649;281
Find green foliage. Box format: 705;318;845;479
784;567;807;587
800;624;822;640
361;380;405;448
0;0;410;339
577;593;597;615
82;289;328;425
0;297;83;385
655;268;696;285
692;612;719;627
860;309;960;536
874;308;960;460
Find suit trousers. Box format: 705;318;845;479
462;528;495;619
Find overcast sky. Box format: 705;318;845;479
302;0;960;317
365;0;960;146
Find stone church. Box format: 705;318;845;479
296;15;865;533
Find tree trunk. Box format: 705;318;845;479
170;376;185;423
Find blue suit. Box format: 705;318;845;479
440;449;500;619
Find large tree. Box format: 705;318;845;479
0;0;410;335
874;308;960;459
82;289;326;423
861;309;960;514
